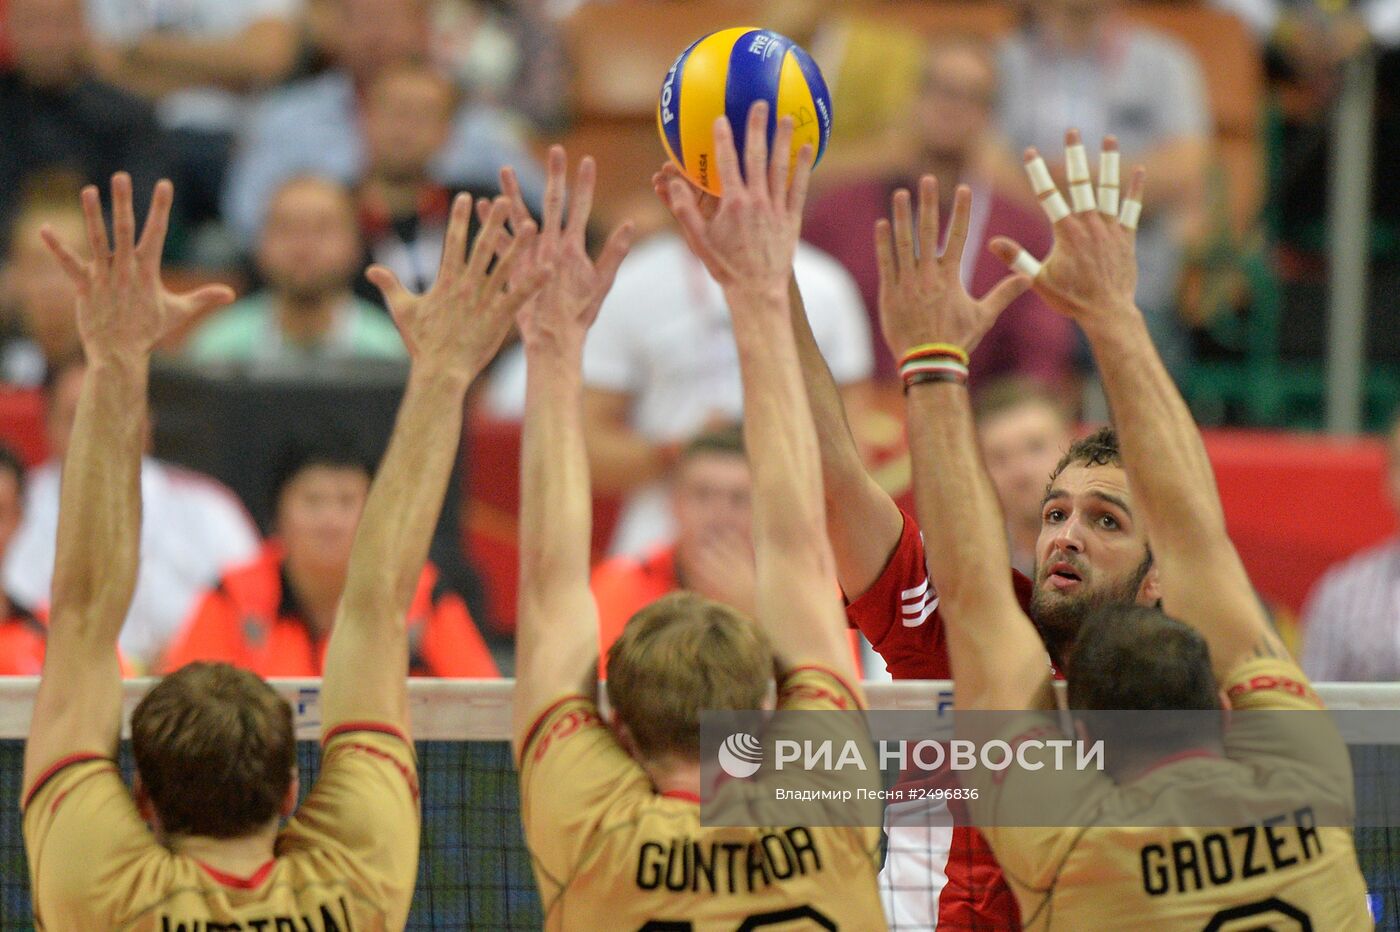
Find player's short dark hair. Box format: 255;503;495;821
679;423;745;463
1066;605;1222;759
132;662;295;838
271;435;374;507
1049;425;1121;483
607;591;771;761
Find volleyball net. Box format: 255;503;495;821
0;679;1398;930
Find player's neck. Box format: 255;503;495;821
647;757;703;798
170;824;279;877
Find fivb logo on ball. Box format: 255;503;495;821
656;26;832;197
717;732;764;779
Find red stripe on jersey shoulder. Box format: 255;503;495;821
780;664;866;711
519;694;593;763
197;859;276;890
21;753;112;812
329;741;422;805
660;789;701;803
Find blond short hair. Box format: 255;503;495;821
606;592;772;761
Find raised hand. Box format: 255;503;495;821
663;101;812;299
499;146;633;356
42;174;235;361
988;129;1146;328
875;176;1031;360
366;192;544;381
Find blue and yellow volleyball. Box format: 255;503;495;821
657;27;832;196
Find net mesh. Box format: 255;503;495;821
0;682;1397;930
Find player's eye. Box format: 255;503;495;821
1044;507;1065;523
1098;514;1120;530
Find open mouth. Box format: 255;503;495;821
1046;562;1083;587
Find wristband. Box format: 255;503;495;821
898;342;970;369
903;368;967;393
899;358;968;380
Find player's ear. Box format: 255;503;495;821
281;768;300;819
1139;561;1161;605
610;716;640;761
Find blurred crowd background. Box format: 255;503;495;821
0;0;1398;682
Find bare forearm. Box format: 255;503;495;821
1083;310;1226;550
731;288;852;672
339;368;469;622
905;383;1041;706
517;348;597;685
789;279;904;595
50;354;147;642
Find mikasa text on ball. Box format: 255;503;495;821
657;27;832;196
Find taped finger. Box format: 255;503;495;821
1097;149;1120;218
1010;249;1043;280
1118;198;1142;231
1025;156;1071;224
1066;143;1096;213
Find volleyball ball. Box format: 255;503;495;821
657;27;832;197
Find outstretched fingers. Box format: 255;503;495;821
80;185;110;267
590;221;635;311
711;114;744;197
741;101;770;201
540;145;567;243
891;189;916;276
980;271;1034;316
481;219;538;300
40;227;89;290
916;176;939;268
565;156;597;242
1097;135;1121;218
366;264;414;309
136;179;174;268
874;218;895;287
110;173;136;269
1024;148;1070;226
786;143;814;218
1064;129;1096;214
668;178;719;270
1118;166;1146;232
943;185;973;267
464;197;512;283
768;116;795;204
438;193;475;284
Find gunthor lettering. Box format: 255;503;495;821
636;827;822;894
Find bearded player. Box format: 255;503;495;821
21;174;541;928
886;129;1369;929
512;110;886;929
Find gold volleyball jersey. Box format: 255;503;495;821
967;658;1372;930
518;665;886;931
23;723;420;931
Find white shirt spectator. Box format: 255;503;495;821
489;233;872;556
4;456;260;668
85;0;303;134
1301;538;1400;681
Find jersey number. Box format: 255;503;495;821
639;905;838;931
1203;896;1312;931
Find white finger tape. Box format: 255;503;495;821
1042;191;1071;224
1097;150;1120;216
1070;183;1097;213
1065;144;1091;183
1119;198;1142;231
1011;249;1043;279
1025;157;1056;195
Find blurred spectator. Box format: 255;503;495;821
355;62;505;298
0;443;46;675
1301;411;1400;681
591;426;755;676
502;232;870;558
431;0;570;133
0;175;83;387
161;441;498;676
972;378;1075;577
187;176;405;365
222;0;543;245
4;355;260;669
0;0;165;253
996;0;1210;378
805;36;1073;391
86;0;303;237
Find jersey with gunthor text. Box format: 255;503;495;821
518;665;886;930
966;658;1372;930
23;724;419;930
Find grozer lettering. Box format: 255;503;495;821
1140;809;1322;897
